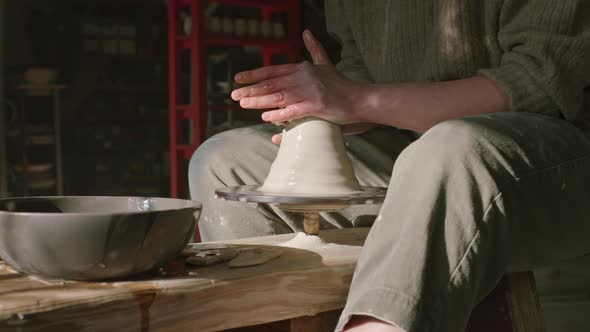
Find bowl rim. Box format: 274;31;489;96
0;195;202;217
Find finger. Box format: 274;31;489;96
235;63;299;84
271;133;282;145
240;90;303;109
231;75;295;100
260;101;313;123
303;29;332;65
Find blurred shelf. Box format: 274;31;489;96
27;178;57;190
93;86;167;94
8;81;64;195
81;118;168;126
87;175;169;185
180;0;291;10
175;144;197;159
17;84;67;96
7;126;54;136
13;163;54;173
177;35;290;51
26;135;55;145
168;0;300;198
81;54;167;63
17;84;66;90
176;105;191;111
80;146;168;154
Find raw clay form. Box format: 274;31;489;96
260;118;362;196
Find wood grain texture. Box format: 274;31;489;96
465;276;514;332
505;272;546;332
466;272;549;332
303;212;321;235
0;228;369;332
0;228;566;332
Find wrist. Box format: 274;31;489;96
351;82;403;126
348;81;375;123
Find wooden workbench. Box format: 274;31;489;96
0;228;369;332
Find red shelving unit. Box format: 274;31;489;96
167;0;301;198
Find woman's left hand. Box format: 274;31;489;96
231;30;365;125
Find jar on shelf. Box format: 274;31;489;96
234;18;247;36
221;17;234;35
207;16;221;34
247;19;259;37
272;22;285;39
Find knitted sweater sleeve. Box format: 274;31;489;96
479;0;590;119
324;0;373;83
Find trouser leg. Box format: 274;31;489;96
188;124;411;241
337;113;590;332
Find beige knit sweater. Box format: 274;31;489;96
325;0;590;126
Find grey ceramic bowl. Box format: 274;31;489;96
0;196;201;280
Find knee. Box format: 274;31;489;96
397;118;490;171
188;125;276;195
390;117;511;193
189;130;232;176
188;131;229;184
190;125;268;173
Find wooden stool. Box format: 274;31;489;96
291;271;547;332
466;271;546;332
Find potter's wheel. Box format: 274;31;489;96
215;185;387;212
215;185;387;235
215;118;387;235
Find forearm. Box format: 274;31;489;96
355;76;510;132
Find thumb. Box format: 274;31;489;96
303;29;332;65
271;133;282;145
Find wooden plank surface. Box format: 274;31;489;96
2;226;586;331
464;276;514;332
0;228;369;332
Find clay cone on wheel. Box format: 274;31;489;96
260;117;362;196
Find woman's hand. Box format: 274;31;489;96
231;30;365;125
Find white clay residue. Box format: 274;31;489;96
27;275;66;286
278;232;337;250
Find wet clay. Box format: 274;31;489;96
260;118;362;196
228;248;283;268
